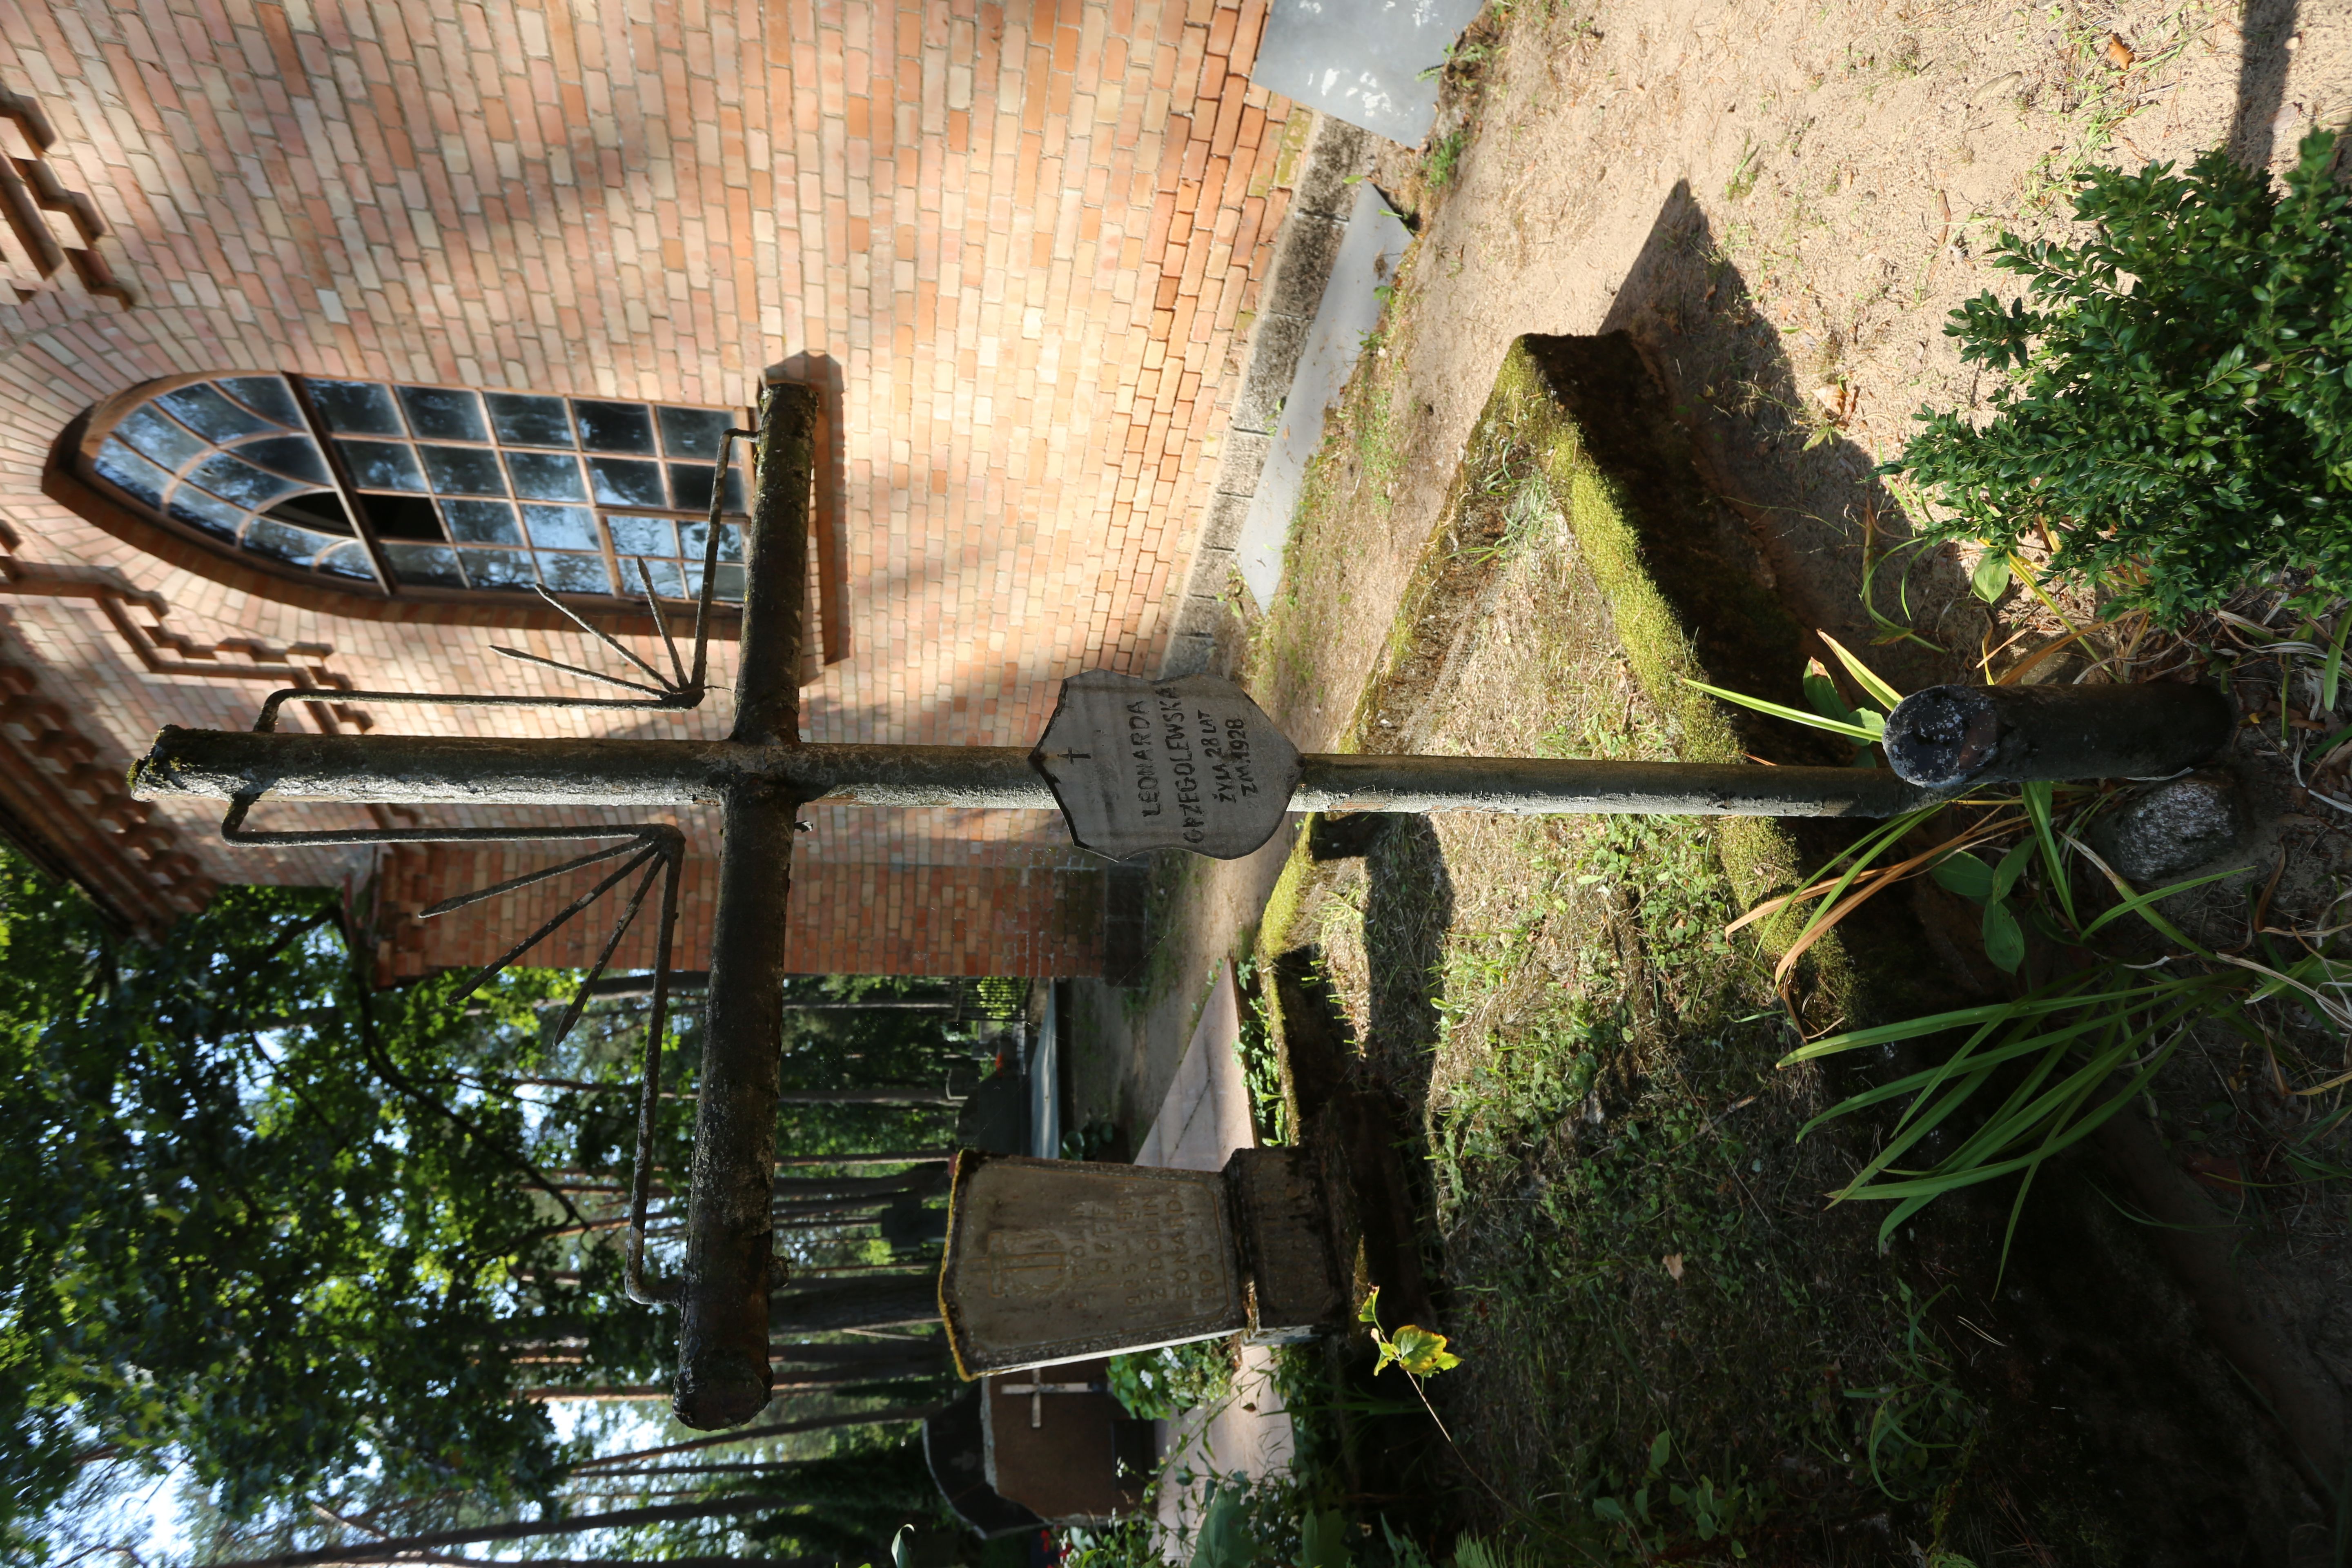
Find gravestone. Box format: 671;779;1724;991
938;1148;1342;1378
979;1355;1154;1523
922;1386;1043;1539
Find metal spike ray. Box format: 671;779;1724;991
209;471;742;1312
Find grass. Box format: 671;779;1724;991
1245;337;1989;1561
1425;128;1470;189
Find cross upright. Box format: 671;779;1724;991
131;378;2236;1432
995;1372;1107;1429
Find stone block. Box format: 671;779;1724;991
2089;768;2252;884
1229;312;1313;433
1261;214;1349;320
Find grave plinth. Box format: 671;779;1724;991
939;1149;1343;1378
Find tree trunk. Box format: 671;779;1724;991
567;1403;940;1472
774;1147;951;1168
525;1359;945;1399
203;1494;824;1568
767;1273;939;1333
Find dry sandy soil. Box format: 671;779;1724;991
1254;0;2351;740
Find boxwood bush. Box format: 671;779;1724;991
1893;129;2352;623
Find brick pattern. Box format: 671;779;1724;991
0;0;1300;977
375;841;1100;982
0;89;131;309
0;651;211;928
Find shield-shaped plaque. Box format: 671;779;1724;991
1031;671;1302;860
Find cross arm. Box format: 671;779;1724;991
131;728;1944;819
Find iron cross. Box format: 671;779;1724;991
129;382;2233;1431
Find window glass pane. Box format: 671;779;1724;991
668;464;747;514
657;405;732;459
682;522;743;564
669;464;715;513
606;516;677;557
399;385;488;442
117;405;210;472
521;504;597;550
236;434;331;486
241;517;336;564
420;444;508;496
384;543;465;587
308;380;405;436
157;383;276;443
588;456;665;508
94;439;170;508
713;564;745;601
218;375;303;427
486;392;574;447
363;494;447;541
311;542;376;580
503;450;587;502
189;453;301;509
339;439;428;492
538;552;612;595
573;400;657;454
680;521;746;564
443;499;523;545
458;549;537;589
167;488;245;537
620;558;686;597
262;493;356;537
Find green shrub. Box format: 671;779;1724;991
1891;128;2352;623
1106;1337;1236;1421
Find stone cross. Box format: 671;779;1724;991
994;1374;1106;1429
129;382;2235;1430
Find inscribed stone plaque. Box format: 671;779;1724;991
939;1152;1248;1377
1031;671;1302;861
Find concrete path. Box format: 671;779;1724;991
1130;960;1296;1537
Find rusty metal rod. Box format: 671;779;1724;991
136;733;1942;817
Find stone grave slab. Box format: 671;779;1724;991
939;1149;1343;1378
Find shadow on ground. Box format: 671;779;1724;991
1598;179;1984;696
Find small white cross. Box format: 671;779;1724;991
996;1375;1101;1428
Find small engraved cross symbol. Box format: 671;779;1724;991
998;1374;1104;1428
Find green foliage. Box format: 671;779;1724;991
1107;1336;1236;1421
1784;776;2350;1263
1891;129;2352;623
0;850;640;1557
1359;1290;1463;1379
1590;1429;1771;1557
1425;129;1468;189
1842;1286;1980;1503
1233;953;1291;1145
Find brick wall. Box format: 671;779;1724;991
0;0;1301;976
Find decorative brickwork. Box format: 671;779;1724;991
0;0;1302;978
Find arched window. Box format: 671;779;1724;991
67;373;750;606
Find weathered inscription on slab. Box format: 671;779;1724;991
939;1153;1247;1376
1030;671;1302;860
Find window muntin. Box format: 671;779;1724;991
87;374;749;602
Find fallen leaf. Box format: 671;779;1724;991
1663;1252;1686;1282
2105;33;2136;69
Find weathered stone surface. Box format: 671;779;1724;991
2091;768;2251;884
940;1154;1249;1376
